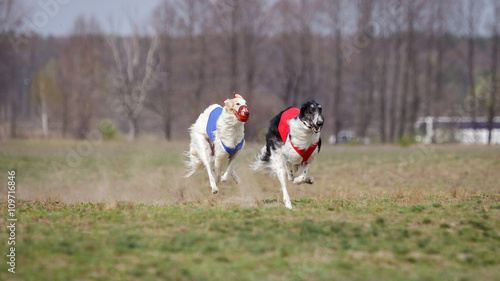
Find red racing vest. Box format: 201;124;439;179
278;107;318;163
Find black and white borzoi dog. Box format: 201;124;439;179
185;93;250;194
252;100;324;209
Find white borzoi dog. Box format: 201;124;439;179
185;93;250;194
252;100;324;209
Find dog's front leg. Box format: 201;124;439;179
278;167;293;209
214;154;226;185
271;153;293;209
293;161;314;185
221;153;240;184
285;160;294;181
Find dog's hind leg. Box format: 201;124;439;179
221;152;240;184
195;136;219;194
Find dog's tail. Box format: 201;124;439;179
184;151;203;178
250;146;269;172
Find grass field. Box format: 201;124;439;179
1;138;500;280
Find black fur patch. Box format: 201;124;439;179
261;106;293;163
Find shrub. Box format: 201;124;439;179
99;118;117;140
398;135;416;147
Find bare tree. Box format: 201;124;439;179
488;0;500;144
434;0;446;118
422;1;436;118
356;0;376;138
461;0;484;143
32;69;49;138
398;0;424;140
151;0;178;140
376;0;390;143
407;3;426;135
31;59;62;138
388;16;403;142
178;0;210;121
240;0;266;104
56;45;70;137
0;0;25;139
107;30;160;142
214;0;241;93
274;0;319;106
56;16;103;139
274;0;299;104
325;0;345;143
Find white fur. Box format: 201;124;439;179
252;115;320;209
185;97;247;194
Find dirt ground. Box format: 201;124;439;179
1;139;499;206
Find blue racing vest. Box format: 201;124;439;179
206;107;244;159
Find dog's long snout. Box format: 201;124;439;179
240;106;249;115
235;105;250;122
317;116;324;127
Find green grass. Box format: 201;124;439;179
1;197;499;281
0;139;500;280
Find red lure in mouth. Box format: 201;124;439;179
235;105;250;122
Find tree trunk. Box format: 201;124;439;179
424;33;434;117
163;112;171;140
389;35;402;142
40;80;49;139
467;34;477;143
378;37;389;143
357;43;375;138
244;29;256;105
399;14;414;140
41;111;48;139
128;117;139;142
229;0;239;93
408;47;421;135
61;87;68;137
9;101;17;139
357;0;375;138
76;100;91;139
488;6;499;144
189;32;206;122
466;0;477;143
433;1;445;143
334;22;343;144
163;36;173;141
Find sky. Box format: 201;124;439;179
22;0;495;37
23;0;162;36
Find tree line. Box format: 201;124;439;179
1;0;499;144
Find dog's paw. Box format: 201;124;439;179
221;173;228;182
232;173;241;184
287;174;294;181
294;176;315;185
283;194;293;209
293;176;306;185
212;187;219;194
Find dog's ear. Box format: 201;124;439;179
235;93;243;100
224;98;234;112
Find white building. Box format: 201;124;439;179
415;116;500;145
